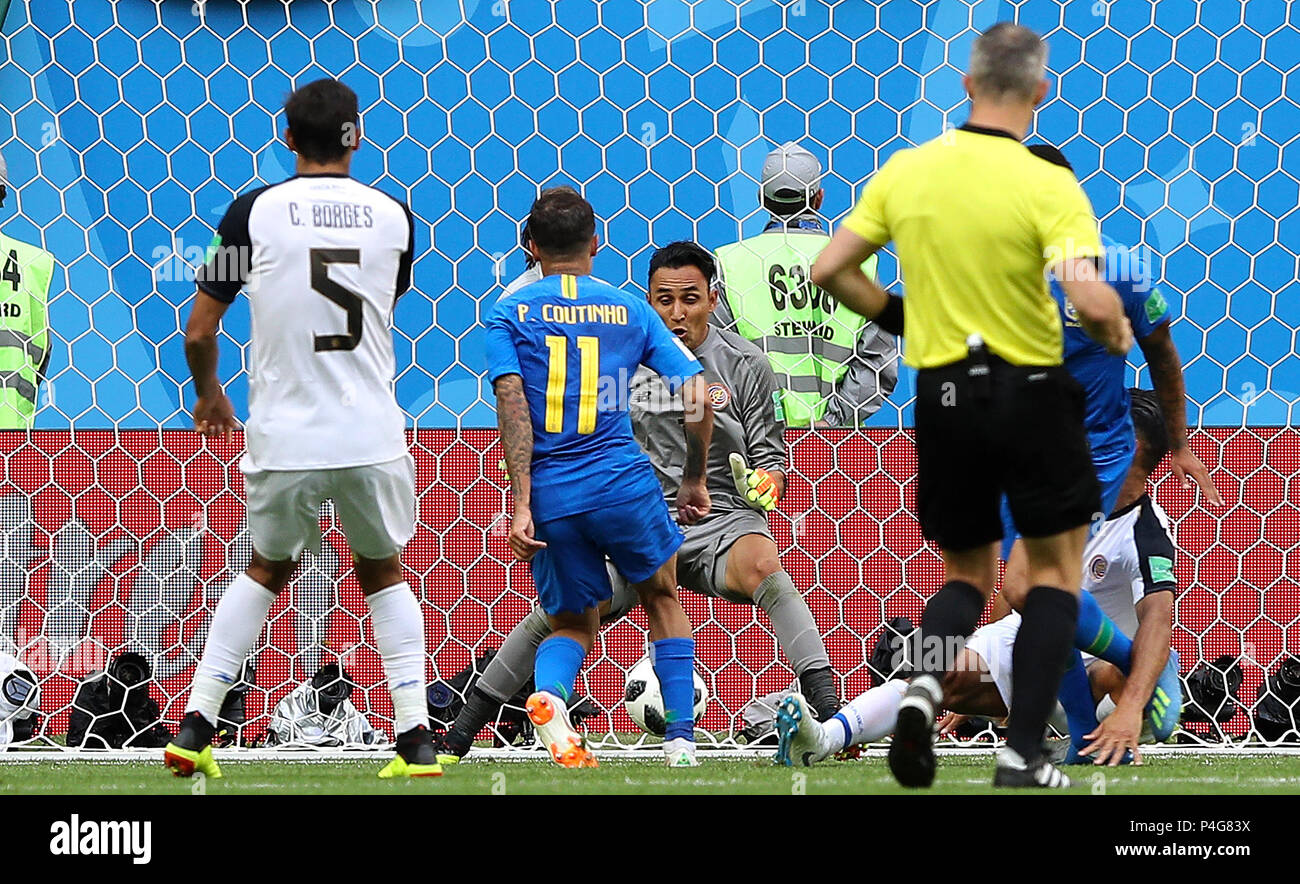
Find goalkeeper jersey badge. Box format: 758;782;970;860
708;382;731;410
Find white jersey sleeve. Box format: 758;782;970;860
500;263;543;299
197;174;415;471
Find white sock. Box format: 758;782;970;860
368;582;428;735
188;573;275;726
826;679;908;751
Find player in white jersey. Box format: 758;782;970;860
500;214;610;299
776;389;1180;768
164;78;439;779
500;217;542;298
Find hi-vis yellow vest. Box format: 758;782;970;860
0;233;53;428
715;230;877;427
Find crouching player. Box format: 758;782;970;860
440;241;843;763
776;390;1181;767
486;190;714;769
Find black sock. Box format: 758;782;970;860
1005;586;1079;760
177;710;215;749
916;580;985;681
443;686;501;757
798;666;839;721
396;723;435;764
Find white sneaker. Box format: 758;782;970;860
526;691;597;768
663;737;699;767
994;746;1072;788
774;692;833;766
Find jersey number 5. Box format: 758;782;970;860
311;248;364;352
544;335;599;435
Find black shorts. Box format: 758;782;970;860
914;350;1100;552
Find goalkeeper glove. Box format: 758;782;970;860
729;452;780;512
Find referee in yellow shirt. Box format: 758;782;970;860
813;23;1132;788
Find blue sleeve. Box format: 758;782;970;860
637;301;702;391
1113;249;1171;340
485;302;522;383
1121;279;1172;341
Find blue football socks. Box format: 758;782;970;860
1075;590;1133;673
1058;648;1100;751
651;637;696;742
533;635;586;702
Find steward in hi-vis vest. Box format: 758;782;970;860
712;142;898;427
0;156;53;429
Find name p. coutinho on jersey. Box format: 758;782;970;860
516;302;630;325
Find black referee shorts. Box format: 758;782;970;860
914;351;1100;552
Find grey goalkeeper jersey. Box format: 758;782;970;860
630;327;787;519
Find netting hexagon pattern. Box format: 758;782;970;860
0;1;1293;748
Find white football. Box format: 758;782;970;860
623;656;708;736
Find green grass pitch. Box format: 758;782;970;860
3;754;1298;795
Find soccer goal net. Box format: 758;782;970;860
0;0;1294;754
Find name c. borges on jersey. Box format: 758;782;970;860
515;302;630;325
287;200;376;229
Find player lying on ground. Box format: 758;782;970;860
814;23;1133;789
836;129;1210;784
992;143;1217;765
167;78;439;779
485;189;714;768
776;389;1181;767
438;240;841;761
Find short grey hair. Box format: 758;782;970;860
968;22;1048;101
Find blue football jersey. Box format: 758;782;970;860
486;273;703;522
1053;234;1172;458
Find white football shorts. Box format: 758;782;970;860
242;454;416;561
964;611;1021;712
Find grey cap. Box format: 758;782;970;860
761;141;821;207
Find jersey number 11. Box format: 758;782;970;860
544;335;599;435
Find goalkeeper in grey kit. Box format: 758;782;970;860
436;240;841;759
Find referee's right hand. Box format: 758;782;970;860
1059;262;1132;356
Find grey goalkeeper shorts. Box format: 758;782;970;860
605;507;773;613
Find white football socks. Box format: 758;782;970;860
368;582;429;735
825;679;908;752
188;572;276;726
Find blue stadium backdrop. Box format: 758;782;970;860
0;0;1293;746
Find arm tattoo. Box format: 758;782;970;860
684;428;707;482
681;375;712;482
494;375;535;503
